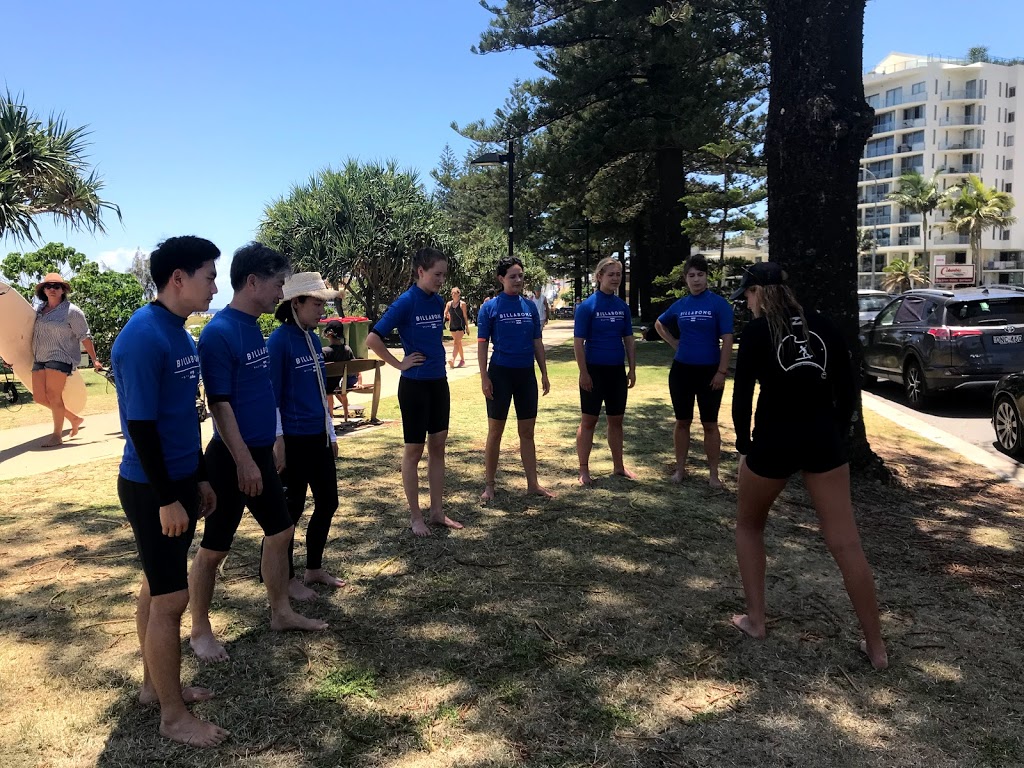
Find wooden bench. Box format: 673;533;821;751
325;359;385;423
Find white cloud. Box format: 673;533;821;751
98;247;148;273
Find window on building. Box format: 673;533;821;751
911;81;926;95
1007;183;1014;193
1006;159;1014;170
903;106;924;123
866;93;881;108
1010;86;1018;98
1009;112;1016;123
1007;135;1015;146
1002;230;1012;240
954;252;967;264
885;87;903;107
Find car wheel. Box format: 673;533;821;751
993;395;1024;458
903;359;930;409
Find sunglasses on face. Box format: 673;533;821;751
43;283;64;290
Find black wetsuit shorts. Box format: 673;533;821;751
398;377;450;444
486;364;538;421
669;362;723;422
580;364;628;417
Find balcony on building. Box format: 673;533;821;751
939;115;983;127
934;233;970;245
938;138;983;150
939;88;980;101
898;212;923;223
938;163;978;174
897;235;922;246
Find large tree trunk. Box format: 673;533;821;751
765;0;889;480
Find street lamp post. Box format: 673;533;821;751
470;139;515;260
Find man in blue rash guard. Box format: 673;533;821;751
190;243;327;664
112;235;228;747
268;272;344;595
366;247;463;537
654;253;734;489
573;257;637;486
477;256;555;501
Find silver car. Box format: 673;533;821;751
858;289;892;326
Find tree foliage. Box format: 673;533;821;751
939;174;1017;267
887;169;943;267
0;91;121;243
1;241;87;299
258;159;452;323
128;248;156;300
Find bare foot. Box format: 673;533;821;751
731;613;766;640
140;685;215;706
670;469;687;484
457;360;466;368
270;608;328;632
41;434;63;448
190;633;230;663
288;577;317;602
526;485;556;499
859;639;889;671
579;470;594;487
708;475;724;490
614;467;638;480
304;568;345;588
429;514;463;530
411;518;432;537
480;485;495;503
69;415;84;437
159;711;229;748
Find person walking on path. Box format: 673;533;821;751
366;248;463;537
477;257;555;501
573;258;637;486
31;272;103;447
444;287;469;368
654;254;734;488
268;273;345;598
189;243;327;664
530;285;551;327
729;262;888;670
111;235;229;747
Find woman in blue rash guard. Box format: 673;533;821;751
366;248;463;538
476;256;555;502
267;272;344;599
573;257;637;486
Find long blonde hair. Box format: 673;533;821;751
755;284;808;348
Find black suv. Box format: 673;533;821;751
860;286;1024;408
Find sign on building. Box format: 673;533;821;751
933;263;975;285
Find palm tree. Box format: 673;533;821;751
0;91;121;243
939;174;1017;267
881;257;929;294
887;169;943;268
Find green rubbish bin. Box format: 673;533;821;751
342;317;370;359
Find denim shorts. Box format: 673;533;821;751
32;360;73;375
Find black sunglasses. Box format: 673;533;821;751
42;283;64;290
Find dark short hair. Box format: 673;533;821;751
411;247;447;280
150;236;220;291
496;256;523;277
230;242;290;291
684;254;709;274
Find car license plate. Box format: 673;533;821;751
994;334;1023;344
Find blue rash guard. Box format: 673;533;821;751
370;285;447;380
267;323;331;437
113;302;201;483
477;292;542;368
573;290;633;366
658;290;735;366
198;306;277;448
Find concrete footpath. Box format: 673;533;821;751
0;321;578;482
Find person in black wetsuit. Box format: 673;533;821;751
729;262;888;670
444;287;469;368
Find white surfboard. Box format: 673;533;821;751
0;280;88;414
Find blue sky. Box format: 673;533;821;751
2;0;1023;304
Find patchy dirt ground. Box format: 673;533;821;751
1;344;1021;767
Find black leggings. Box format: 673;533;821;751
279;433;339;576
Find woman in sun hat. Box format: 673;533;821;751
267;272;345;597
31;272;103;447
729;261;887;670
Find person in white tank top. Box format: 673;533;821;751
530;287;550;326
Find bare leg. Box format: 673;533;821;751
453;331;465;365
426;430;461;530
702;422;723;489
803;465;888;670
576;413;599;486
481;418;505;501
519;418;555;498
189;547;230;662
143;585;228;747
263;527;328;631
41;369;69;446
402;442;431;536
732;460;787;640
671;420;692;482
607;415;636;479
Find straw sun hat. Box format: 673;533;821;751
275;272;342;322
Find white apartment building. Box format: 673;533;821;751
860;52;1022;289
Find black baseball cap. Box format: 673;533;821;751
730;262;787;301
324;319;345;337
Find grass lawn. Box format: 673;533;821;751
0;369;119;430
1;342;1022;767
